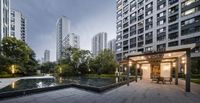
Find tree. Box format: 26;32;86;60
0;37;38;75
38;62;56;74
58;48;92;75
89;49;118;74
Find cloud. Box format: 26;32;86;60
11;0;116;62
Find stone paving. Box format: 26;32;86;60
1;80;200;103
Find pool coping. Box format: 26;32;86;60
0;79;134;100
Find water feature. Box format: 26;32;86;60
0;76;127;93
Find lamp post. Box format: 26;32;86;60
59;67;62;74
11;65;15;77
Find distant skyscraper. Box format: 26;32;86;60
44;50;50;63
56;16;70;61
63;33;80;49
108;39;116;52
10;9;26;42
0;0;10;43
92;32;107;56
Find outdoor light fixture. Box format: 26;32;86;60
124;67;127;71
59;67;62;73
129;61;132;67
181;57;186;64
168;53;172;57
11;65;15;74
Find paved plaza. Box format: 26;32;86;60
1;80;200;103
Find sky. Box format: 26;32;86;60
11;0;116;62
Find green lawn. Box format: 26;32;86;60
191;79;200;84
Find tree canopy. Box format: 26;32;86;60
0;37;38;75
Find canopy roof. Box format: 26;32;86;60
120;44;196;64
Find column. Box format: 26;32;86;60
175;58;179;85
186;49;191;92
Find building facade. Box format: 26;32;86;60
108;39;116;52
44;50;50;63
56;16;70;61
92;32;107;56
116;0;200;61
63;33;80;49
10;9;26;42
0;0;10;43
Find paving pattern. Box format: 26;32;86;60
1;80;200;103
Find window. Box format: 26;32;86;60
145;32;153;44
157;44;166;51
145;46;153;52
169;14;179;23
157;19;166;26
168;41;178;47
181;36;200;45
168;23;178;32
130;12;137;24
157;11;166;18
130;37;137;48
169;5;179;15
181;15;200;26
168;32;178;40
182;8;195;16
182;0;196;8
169;0;179;5
157;1;166;10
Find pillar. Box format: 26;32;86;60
175;58;179;85
186;49;191;92
127;65;130;86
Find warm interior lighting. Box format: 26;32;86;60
129;61;132;66
172;62;176;67
168;53;172;57
137;64;140;68
181;57;186;64
124;67;127;71
163;66;170;71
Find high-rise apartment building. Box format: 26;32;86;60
63;33;80;49
0;0;10;43
10;9;26;42
108;39;116;52
44;50;50;63
116;0;200;61
92;32;107;56
56;16;70;61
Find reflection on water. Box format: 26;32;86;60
59;77;63;84
0;76;128;93
11;82;15;89
116;77;119;83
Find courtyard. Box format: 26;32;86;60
1;79;200;103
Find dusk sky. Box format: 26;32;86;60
11;0;116;61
